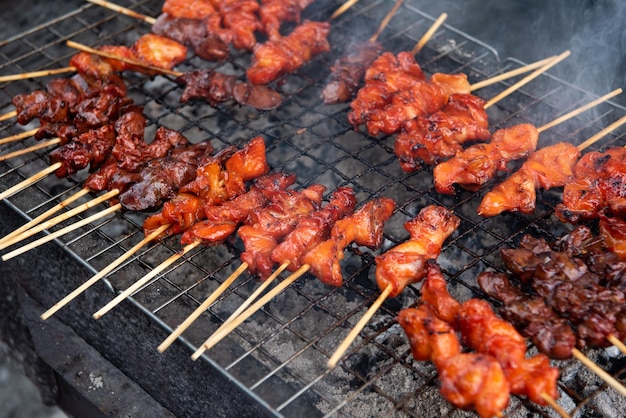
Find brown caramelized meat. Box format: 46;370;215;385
49;125;116;178
152;14;229;61
456;299;560;406
271;187;357;271
477;142;580;217
302;197;396;287
180;172;297;245
177;69;282;110
600;214;626;260
375;206;459;297
434;123;540;194
321;41;383;104
394;94;490;172
477;271;576;360
247;20;331;85
238;184;326;279
397;304;510;418
142;137;271;239
556;146;626;222
348;52;425;128
260;0;314;40
365;73;471;136
118;141;214;211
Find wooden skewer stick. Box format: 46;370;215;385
0;162;61;201
93;240;202;319
0;67;77;83
469;56;555;92
66;41;182;77
330;0;361;20
572;348;626;397
577;114;626;151
41;224;170;320
190;261;289;360
192;264;311;358
484;50;571;109
0;110;17;122
157;262;251;353
368;0;404;43
0;138;61;162
0;188;91;246
2;203;122;261
327;285;393;368
0;188;120;250
607;335;626;356
538;88;622;134
85;0;156;24
411;12;448;55
540;394;571;418
0;128;39;146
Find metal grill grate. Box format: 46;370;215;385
2;0;626;417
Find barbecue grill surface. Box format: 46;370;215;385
1;1;626;417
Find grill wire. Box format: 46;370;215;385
2;0;626;416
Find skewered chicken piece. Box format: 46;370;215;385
422;263;561;407
247;20;331;85
556;146;626;222
375;205;460;297
477;142;580;217
301;197;396;287
477;116;626;217
237;183;326;279
397;303;511;418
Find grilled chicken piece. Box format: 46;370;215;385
434;123;540;194
477;142;579;217
247;20;330;85
271;187;357;271
395;94;490;172
302;197;396;287
375;205;459;297
397;304;510;418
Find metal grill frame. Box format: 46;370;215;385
1;0;626;417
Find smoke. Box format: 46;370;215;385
417;0;626;106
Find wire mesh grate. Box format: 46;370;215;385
1;0;626;417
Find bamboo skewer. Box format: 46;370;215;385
0;110;17;122
607;335;626;356
40;224;170;320
0;187;91;246
0;128;39;146
190;261;289;360
0;67;77;84
192;264;311;358
572;348;626;397
484;50;571;109
330;0;361;20
537;88;622;134
0;188;120;250
0;138;61;162
469;56;555;92
0;162;61;201
86;0;156;24
327;285;392;368
411;12;447;55
66;40;182;77
577;114;626;151
93;240;202;319
2;203;122;261
368;0;405;43
157;262;250;353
